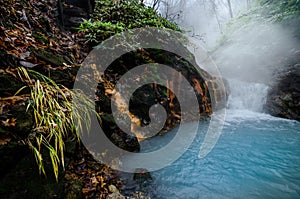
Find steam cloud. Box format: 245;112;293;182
178;1;300;84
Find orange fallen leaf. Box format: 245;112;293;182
0;137;11;145
2;118;17;127
90;176;99;185
82;187;96;194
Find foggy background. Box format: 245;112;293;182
144;0;300;84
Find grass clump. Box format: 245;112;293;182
16;67;96;180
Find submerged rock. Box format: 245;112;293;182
133;168;152;183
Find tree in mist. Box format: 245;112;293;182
145;0;186;22
145;0;254;45
148;0;161;11
208;0;224;33
226;0;233;18
246;0;252;9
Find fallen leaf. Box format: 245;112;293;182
20;60;37;68
90;176;99;185
2;118;17;127
19;51;31;59
82;187;96;194
0;137;11;145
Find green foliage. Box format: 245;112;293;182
17;67;97;180
256;0;300;21
78;20;126;43
216;0;300;48
78;0;180;44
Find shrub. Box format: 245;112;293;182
78;0;180;44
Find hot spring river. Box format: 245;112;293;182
121;80;300;199
142;110;300;199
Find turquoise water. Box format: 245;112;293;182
121;78;300;198
143;110;300;199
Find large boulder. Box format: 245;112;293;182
265;63;300;121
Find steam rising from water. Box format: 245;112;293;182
175;1;299;82
212;23;300;84
178;1;300;112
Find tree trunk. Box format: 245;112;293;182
209;0;223;34
247;0;251;9
227;0;233;18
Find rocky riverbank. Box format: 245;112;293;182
265;53;300;121
0;0;228;198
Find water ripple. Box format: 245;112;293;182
146;114;300;199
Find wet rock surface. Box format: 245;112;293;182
120;170;152;199
58;0;95;29
265;63;300;121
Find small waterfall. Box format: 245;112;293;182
227;79;269;112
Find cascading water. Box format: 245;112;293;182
226;79;269;112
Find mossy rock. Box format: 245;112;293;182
100;113;140;152
133;168;152;183
34;65;80;88
0;49;20;69
30;48;70;66
0;73;26;97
